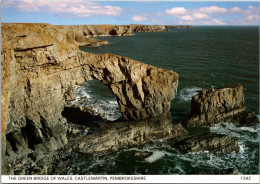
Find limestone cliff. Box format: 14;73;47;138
63;25;133;37
1;23;178;173
165;25;195;29
61;24;167;38
129;25;166;32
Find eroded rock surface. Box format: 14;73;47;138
133;151;153;158
129;25;166;32
63;24;167;38
169;133;239;154
73;112;188;154
93;54;178;120
1;23;178;173
165;25;195;29
185;84;259;126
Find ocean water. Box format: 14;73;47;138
71;81;121;121
67;26;259;174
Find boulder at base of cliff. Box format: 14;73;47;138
184;84;259;126
169;133;239;154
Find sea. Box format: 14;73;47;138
64;26;259;174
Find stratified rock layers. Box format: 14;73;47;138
63;24;167;37
169;133;239;154
1;23;178;172
185;84;259;126
75;112;187;154
93;54;178;120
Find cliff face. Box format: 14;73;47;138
63;25;133;37
1;24;82;169
129;25;166;32
62;24;166;38
165;25;195;29
1;23;178;172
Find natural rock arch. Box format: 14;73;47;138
76;53;179;120
63;53;179;120
1;23;179;173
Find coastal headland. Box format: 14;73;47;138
1;23;258;175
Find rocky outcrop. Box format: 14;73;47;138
129;25;166;32
169;133;239;154
76;37;109;47
63;25;167;38
73;112;187;154
165;25;195;29
1;23;178;173
4;112;188;175
133;151;153;158
56;24;191;46
184;84;259;126
93;54;178;120
63;25;134;37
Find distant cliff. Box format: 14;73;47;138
54;24;195;47
61;24;167;38
165;25;195;29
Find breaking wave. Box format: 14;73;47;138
70;81;122;121
62;122;259;175
210;122;260;143
179;87;203;102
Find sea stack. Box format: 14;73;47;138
185;84;259;126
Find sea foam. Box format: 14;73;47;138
145;151;166;163
179;87;203;102
70;83;121;121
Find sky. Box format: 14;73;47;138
1;0;260;25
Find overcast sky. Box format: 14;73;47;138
2;0;259;25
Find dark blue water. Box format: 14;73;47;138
67;27;259;174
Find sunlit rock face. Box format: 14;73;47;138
63;24;167;37
185;84;259;126
91;54;178;120
1;23;178;173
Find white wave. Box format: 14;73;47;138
179;87;203;102
67;135;258;174
70;85;91;106
173;164;185;174
126;146;173;164
239;126;258;133
211;123;259;142
88;99;121;121
238;142;247;154
145;151;165;163
70;84;122;121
